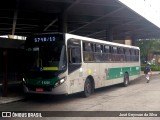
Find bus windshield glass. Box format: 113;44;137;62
25;34;66;71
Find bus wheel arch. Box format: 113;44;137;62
82;75;95;97
123;72;129;87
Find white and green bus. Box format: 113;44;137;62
23;33;140;97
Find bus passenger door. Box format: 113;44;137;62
67;39;82;93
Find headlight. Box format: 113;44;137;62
23;78;26;84
60;78;65;83
54;78;65;87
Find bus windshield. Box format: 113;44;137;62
25;43;66;71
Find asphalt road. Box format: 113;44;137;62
0;74;160;120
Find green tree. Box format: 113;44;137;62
136;39;160;63
152;39;160;51
137;40;153;63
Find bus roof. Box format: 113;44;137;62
26;32;139;50
65;33;139;50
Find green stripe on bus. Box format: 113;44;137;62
106;66;140;80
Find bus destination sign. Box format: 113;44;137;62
34;36;56;43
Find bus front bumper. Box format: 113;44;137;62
23;83;68;95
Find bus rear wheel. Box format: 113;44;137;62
123;73;129;87
82;78;92;97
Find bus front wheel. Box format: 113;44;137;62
123;73;129;87
82;78;92;97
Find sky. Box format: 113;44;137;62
118;0;160;28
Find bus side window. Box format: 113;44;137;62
94;44;102;62
83;42;94;62
112;46;117;61
83;42;92;52
95;44;101;52
118;47;124;61
130;49;135;61
104;45;110;61
69;47;81;63
124;48;130;61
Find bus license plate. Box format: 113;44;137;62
36;88;44;92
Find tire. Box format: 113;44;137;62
82;78;92;97
123;73;129;87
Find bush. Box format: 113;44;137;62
141;65;160;71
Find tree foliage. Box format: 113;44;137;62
136;39;160;63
